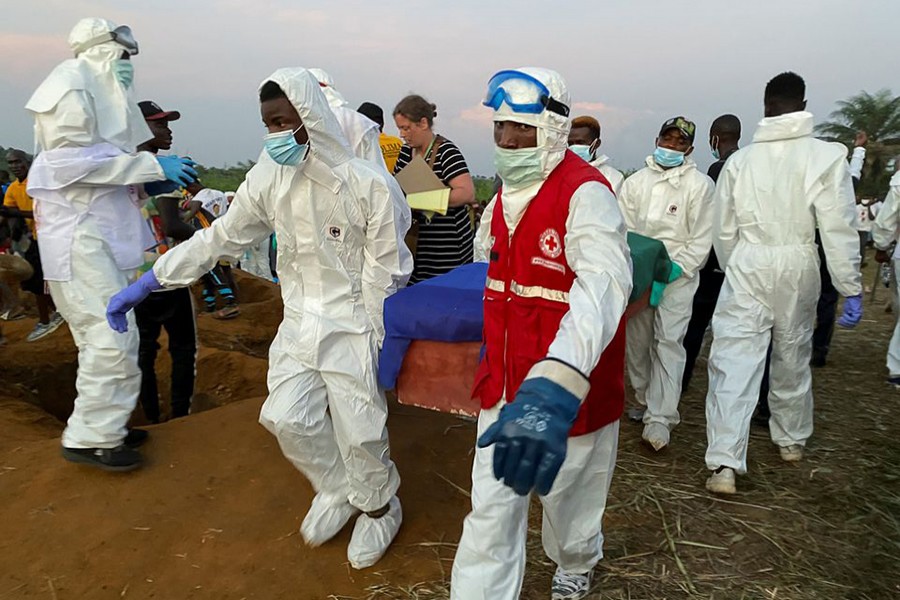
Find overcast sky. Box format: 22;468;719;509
2;0;897;178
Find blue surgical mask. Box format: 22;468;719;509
654;146;685;168
569;144;593;162
264;125;308;166
114;60;134;89
494;146;543;187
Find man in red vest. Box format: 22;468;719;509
450;68;633;600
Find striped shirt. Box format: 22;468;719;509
394;137;474;283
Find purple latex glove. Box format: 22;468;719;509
106;270;163;333
836;294;863;329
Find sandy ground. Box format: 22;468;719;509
1;267;899;599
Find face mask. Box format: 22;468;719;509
654;146;685;168
710;135;720;160
494;146;543;187
569;144;593;162
114;60;134;89
264;125;308;166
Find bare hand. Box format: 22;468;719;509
854;131;868;147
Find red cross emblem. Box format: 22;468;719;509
539;228;563;259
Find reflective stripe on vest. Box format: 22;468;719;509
510;281;569;304
485;276;505;293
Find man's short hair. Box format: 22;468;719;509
765;72;805;104
357;102;385;129
710;114;741;140
259;81;287;103
571;116;601;140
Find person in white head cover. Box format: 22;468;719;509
618;116;714;452
24;17;197;471
309;67;413;283
106;67;411;569
452;68;632;600
705;72;863;495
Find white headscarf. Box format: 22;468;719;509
308;67;350;108
25;17;152;152
260;68;354;169
491;67;572;219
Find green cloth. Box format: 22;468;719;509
626;232;680;307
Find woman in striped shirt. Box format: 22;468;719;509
393;95;476;283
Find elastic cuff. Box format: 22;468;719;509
852;146;866;157
526;358;590;400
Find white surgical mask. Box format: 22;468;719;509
494;146;543;187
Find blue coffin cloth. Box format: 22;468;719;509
378;262;487;389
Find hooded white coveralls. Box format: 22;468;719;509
25;18;164;449
590;154;625;197
308;68;414;284
705;112;862;472
618;158;714;431
451;68;632;600
871;172;900;377
151;69;410;516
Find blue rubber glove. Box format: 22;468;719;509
156;155;198;187
106;270;163;333
836;294;863;328
477;360;585;496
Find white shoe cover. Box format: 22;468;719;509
347;496;402;570
300;492;360;547
642;422;670;451
705;467;736;495
779;444;804;462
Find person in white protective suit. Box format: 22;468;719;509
870;156;900;387
308;67;414;282
567;115;625;196
617;117;714;451
705;72;863;495
452;67;632;600
106;67;411;569
24;18;197;471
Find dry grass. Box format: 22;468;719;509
345;260;900;599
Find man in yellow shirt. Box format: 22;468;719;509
358;102;403;173
2;149;64;341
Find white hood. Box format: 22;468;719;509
308;67;349;108
25;17;152;153
260;68;354;169
752;111;814;143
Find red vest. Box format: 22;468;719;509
472;151;626;436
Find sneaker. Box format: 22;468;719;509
0;308;25;321
779;444;804;462
641;422;669;451
212;305;240;320
551;568;593;600
61;444;142;472
627;406;645;422
124;428;149;448
347;496;402;570
706;467;736;495
26;322;52;342
300;492;361;547
887;376;900;389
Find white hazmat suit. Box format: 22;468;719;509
451;68;632;600
705;111;862;474
871;171;900;377
150;68;411;568
618;156;714;445
308;67;413;286
590;154;625;197
25;18;166;450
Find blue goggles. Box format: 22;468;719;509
483;70;570;117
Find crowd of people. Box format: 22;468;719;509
2;16;899;600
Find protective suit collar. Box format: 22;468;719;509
591;154;613;168
261;68;354;170
643;155;698;188
25;17;152;152
752;111;814;143
308;67;350;108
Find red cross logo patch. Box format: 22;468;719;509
539;228;563;259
